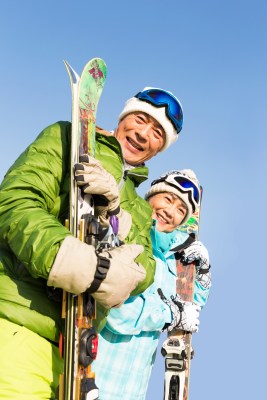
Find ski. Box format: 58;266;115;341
161;187;203;400
59;58;107;400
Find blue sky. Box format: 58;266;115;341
1;1;267;398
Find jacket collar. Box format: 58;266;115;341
96;127;149;187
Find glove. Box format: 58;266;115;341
99;208;132;241
75;155;132;240
158;289;200;333
181;240;211;289
74;154;120;215
93;244;145;308
181;240;210;273
48;236;146;309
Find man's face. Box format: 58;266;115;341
114;112;166;165
148;192;187;232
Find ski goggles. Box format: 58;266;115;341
135;89;183;133
151;172;200;211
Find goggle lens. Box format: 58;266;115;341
148;90;183;122
135;89;183;133
172;176;200;204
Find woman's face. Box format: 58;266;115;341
148;192;187;232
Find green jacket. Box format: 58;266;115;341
0;121;155;342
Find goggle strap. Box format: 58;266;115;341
166;182;197;213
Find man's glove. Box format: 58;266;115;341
98;208;132;241
181;240;210;274
93;244;145;308
74;155;132;240
158;289;200;333
74;154;132;240
48;236;146;309
74;154;120;216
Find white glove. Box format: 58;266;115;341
178;299;200;332
74;154;120;215
181;240;210;273
158;289;200;333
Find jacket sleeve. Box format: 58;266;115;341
0;121;72;279
105;285;172;335
120;182;156;295
194;269;212;307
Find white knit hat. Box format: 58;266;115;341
118;87;183;151
145;169;200;225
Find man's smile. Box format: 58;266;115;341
126;136;144;151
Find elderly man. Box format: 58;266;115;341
0;87;183;399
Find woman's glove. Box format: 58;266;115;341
181;240;210;273
158;289;200;333
181;240;211;289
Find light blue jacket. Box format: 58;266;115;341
93;223;210;400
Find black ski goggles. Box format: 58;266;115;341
135;89;183;133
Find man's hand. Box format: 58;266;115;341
74;154;120;215
93;244;145;308
48;237;145;309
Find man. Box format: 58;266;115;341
0;86;183;398
93;87;183;294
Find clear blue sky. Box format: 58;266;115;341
1;1;266;399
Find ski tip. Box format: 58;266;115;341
63;60;80;84
82;58;107;79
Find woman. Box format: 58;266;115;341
93;169;212;400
